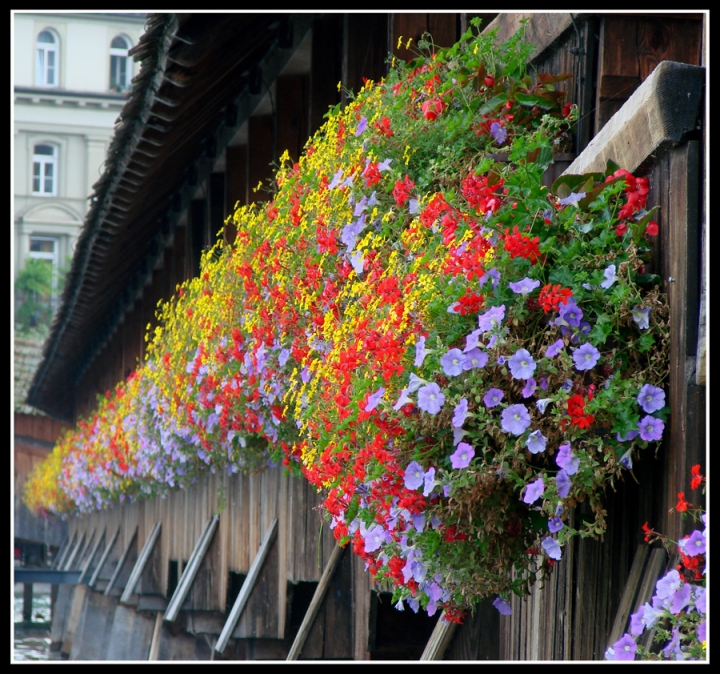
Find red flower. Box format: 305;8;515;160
392;174;415;207
691;464;704;490
676;492;688;512
421;98;446;121
503;226;541;264
645;221;659;237
642;521;653;543
615;222;628;237
374;116;393;138
538;283;572;314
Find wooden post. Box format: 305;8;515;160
606;544;651;649
62;532;86;570
215;517;278;655
420;618;456;661
286;543;344;660
164;516;219;623
89;525;120;588
105;525;138;596
121;521;161;604
78;528;105;584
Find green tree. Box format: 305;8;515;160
14;258;56;335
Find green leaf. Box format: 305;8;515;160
589;313;613;345
479;93;509;115
637;332;655;353
514;92;554;109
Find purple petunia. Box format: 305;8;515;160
483;388;504;408
556;469;571;498
508;348;536;380
637;384;665;413
637;415;664;442
631;305;651;330
493;597;512;615
355;116;368;136
404;461;425;490
541;536;562;560
478;305;506;333
536;398;552;414
558;299;583;327
365;387;385;412
526;430;547;455
490;121;507;145
479;267;501;289
558;191;586;207
417;383;445;415
656;569;681;599
612;633;637;661
450;442;475;469
364;524;386;553
414;335;429;367
523;476;545;504
452;398;469;428
501;404;532;435
522;378;537;398
572;343;600;371
463;329;482;352
680;530;706;557
463;348;488;370
545;339;564;358
600;264;618;289
508;276;540;295
548;517;564;533
441;348;466;376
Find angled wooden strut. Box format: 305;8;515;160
121;521;162;604
286;542;344;661
215;517;278;655
88;525;120;588
421;618;457;661
164;515;219;623
63;532;86;570
78;528;106;584
105;524;138;596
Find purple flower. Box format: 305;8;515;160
423;467;436;497
478;305;505;332
548;517;564;533
414;335;429;367
656;569;681;599
637;415;664;441
558;191;586;207
493;597;512;615
558;300;583;327
631;305;651;330
365;387;385;412
479;267;501;289
556;469;571;498
572;343;600;371
521;378;537;398
501;404;532;435
463;329;482;352
545;339;564;358
393;388;413;411
364;524;386;553
637;384;665;413
483;388;504;408
355;116;368;136
508;349;536;380
616;430;639;442
350;250;365;275
612;633;637;661
600;264;617;289
536;398;552;414
523;476;545;504
490;121;507;145
508;276;540;295
670;582;692;613
541;536;562;560
526;430;547;455
450;442;475;469
440;348;466;376
404;461;425;490
681;530;706;557
697;620;706;644
619;449;633;470
463;348;488;369
417;383;445;415
452;398;469;428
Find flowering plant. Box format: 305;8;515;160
25;20;670;622
606;466;706;661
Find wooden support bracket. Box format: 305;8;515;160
78;529;105;584
607;544;651;648
54;533;75;571
105;525;138;596
89;525;120;588
50;535;69;570
286;543;345;661
420;617;457;661
121;521;162;604
62;532;86;570
215;517;278;655
164;516;219;623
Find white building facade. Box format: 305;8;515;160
13;12;147;283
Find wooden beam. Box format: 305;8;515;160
121;521;162;604
105;525;138;596
286;543;344;661
606;544;651;649
215;517;278;655
420;618;457;661
89;525;120;588
53;533;74;570
164;516;219;623
77;529;104;583
148;611;164;661
62;532;86;570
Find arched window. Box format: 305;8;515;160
32;144;57;196
35;29;59;87
109;35;131;92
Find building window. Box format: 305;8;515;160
35;29;59;87
109;35;131;92
28;236;61;312
32;144;57;196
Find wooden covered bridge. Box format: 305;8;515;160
22;12;706;660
